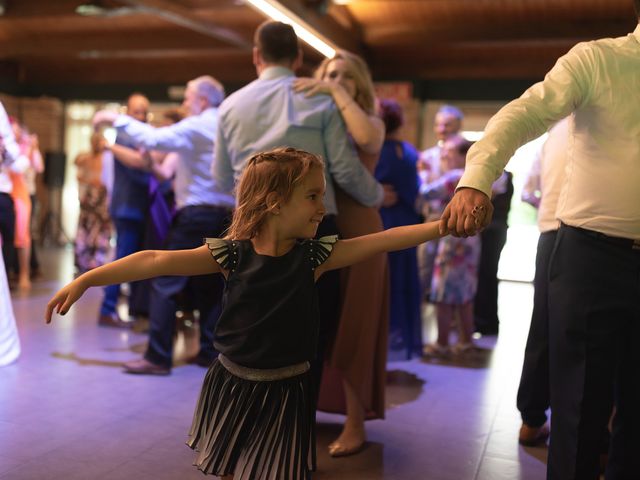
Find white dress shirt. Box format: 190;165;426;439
523;118;570;233
460;25;640;240
114;107;234;210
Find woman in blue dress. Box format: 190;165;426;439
375;99;422;358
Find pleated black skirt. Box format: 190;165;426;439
187;358;316;479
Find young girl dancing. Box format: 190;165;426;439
46;147;444;480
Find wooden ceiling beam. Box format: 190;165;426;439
18;55;257;85
116;0;252;49
364;19;634;45
0;30;240;57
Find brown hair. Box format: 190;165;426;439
314;50;376;115
254;21;299;64
225;147;324;240
379;98;404;135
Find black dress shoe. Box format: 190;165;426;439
475;324;499;335
98;313;132;329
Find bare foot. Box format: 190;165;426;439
18;279;31;290
328;422;366;457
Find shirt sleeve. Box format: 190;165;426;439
459;41;594;197
305;235;339;270
114;115;196;153
204;238;236;272
323;107;384;207
212;112;236;196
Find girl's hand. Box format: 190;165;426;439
45;279;88;324
293;78;334;97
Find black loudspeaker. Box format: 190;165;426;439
44;151;66;188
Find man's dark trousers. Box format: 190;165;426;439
144;206;230;369
547;224;640;480
517;229;557;427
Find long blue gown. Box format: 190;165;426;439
375;139;422;358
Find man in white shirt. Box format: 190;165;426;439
516;118;568;446
440;6;640;478
95;76;233;375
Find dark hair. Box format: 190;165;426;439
254;21;299;63
379;98;403;135
635;0;640;17
162;108;185;125
454;138;474;156
225;147;324;240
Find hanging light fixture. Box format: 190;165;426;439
245;0;337;58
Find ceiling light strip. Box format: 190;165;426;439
246;0;337;58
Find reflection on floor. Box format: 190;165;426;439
0;247;548;480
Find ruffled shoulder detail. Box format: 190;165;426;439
304;235;339;270
203;238;238;272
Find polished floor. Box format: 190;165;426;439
0;246;548;480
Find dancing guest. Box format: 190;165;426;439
417;105;464;298
473;169;513;336
96;93;151;328
421;136;480;356
74;131;112;273
95;76;233;375
375;98;422;358
9;119;44;289
516;118;569;445
440;5;640;476
295;49;389;456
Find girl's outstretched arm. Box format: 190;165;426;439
316;221;444;277
45;245;220;323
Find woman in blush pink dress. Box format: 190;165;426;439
295;50;389;457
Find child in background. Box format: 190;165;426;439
46;147;444;480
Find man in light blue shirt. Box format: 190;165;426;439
213;29;382;216
96;76;233;375
213;21;383;401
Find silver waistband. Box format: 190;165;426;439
218;355;310;381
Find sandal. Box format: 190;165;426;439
451;342;474;355
423;343;451;358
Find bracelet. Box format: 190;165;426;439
339;100;354;112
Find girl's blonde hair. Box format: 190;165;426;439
225;147;324;240
314;50;376;115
